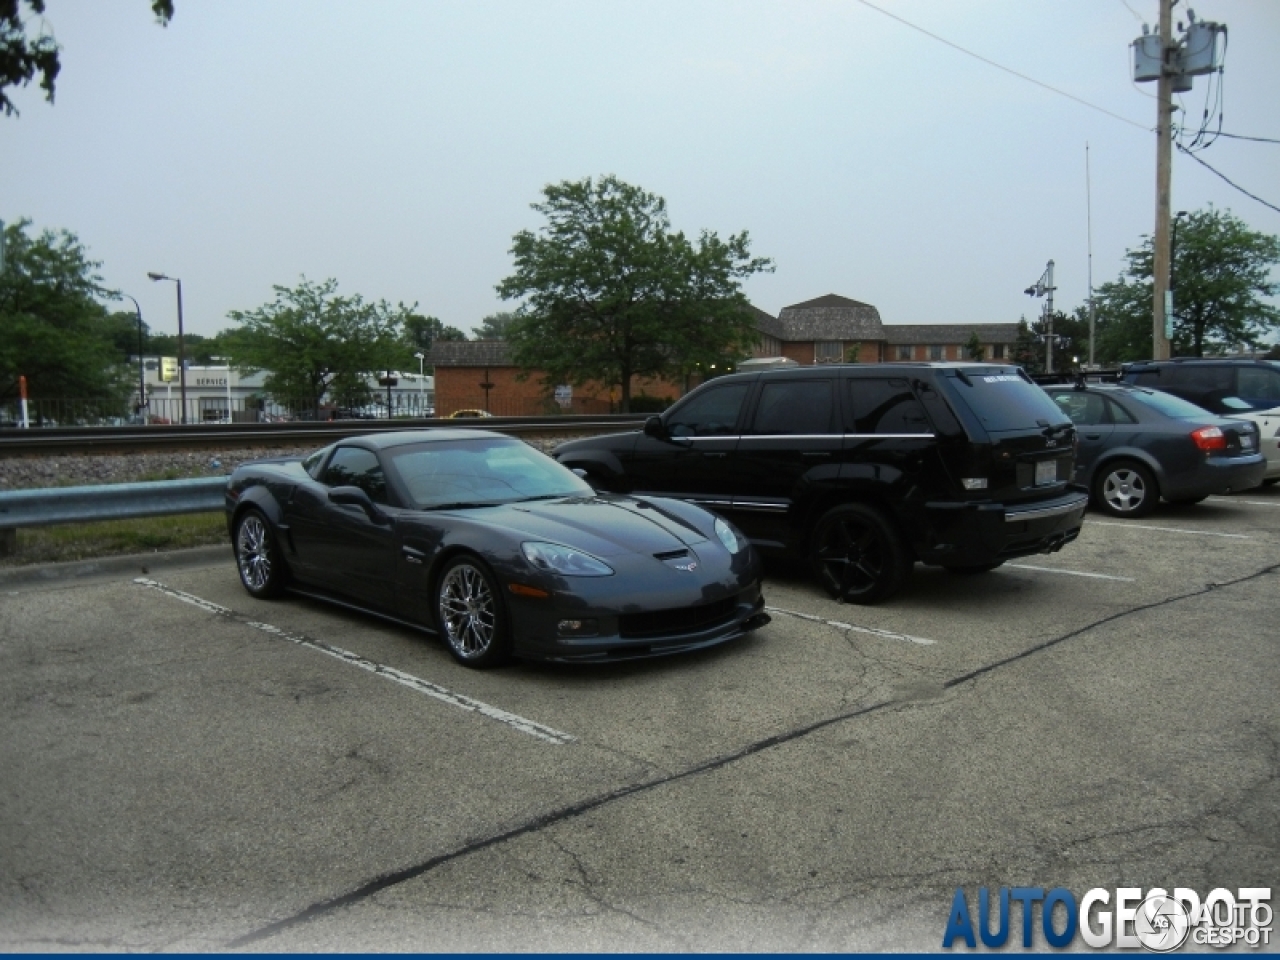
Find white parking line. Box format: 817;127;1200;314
1005;563;1135;582
765;605;935;646
134;578;576;745
1209;496;1280;507
1088;521;1252;540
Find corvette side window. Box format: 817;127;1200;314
666;383;750;437
322;447;388;504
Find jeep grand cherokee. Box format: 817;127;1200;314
554;363;1088;603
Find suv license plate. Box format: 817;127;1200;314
1035;459;1057;485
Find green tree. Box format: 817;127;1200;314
2;0;173;116
402;313;466;357
0;219;134;412
1012;317;1039;372
496;175;773;412
964;331;983;361
223;277;413;418
473;311;516;339
1093;208;1280;362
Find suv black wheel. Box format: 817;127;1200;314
1094;460;1157;518
810;504;911;604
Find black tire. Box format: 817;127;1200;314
943;561;1005;574
233;508;288;598
809;503;912;604
435;555;512;668
1093;460;1158;518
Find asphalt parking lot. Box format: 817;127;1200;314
1;489;1277;951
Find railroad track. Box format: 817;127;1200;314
0;414;648;457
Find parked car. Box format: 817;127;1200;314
553;363;1089;604
225;430;769;667
448;408;493;419
1043;382;1265;517
1121;358;1280;485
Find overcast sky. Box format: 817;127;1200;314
5;0;1279;342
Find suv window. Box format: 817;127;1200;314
1238;366;1280;410
850;379;931;434
322;446;388;503
948;370;1068;432
667;382;750;437
747;380;834;435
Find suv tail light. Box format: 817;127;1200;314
1190;425;1226;451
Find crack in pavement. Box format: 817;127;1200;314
224;560;1280;949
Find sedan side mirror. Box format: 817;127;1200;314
643;415;666;438
328;485;391;525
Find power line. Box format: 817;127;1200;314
852;0;1151;131
1214;131;1280;145
1176;143;1280;215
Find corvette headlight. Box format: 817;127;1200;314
522;542;614;577
714;516;744;553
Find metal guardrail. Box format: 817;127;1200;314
0;476;228;556
0;477;228;533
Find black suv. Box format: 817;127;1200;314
1120;358;1280;414
554;363;1088;603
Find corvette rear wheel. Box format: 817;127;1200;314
436;556;511;668
234;509;288;598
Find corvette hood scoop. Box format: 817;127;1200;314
487;496;707;558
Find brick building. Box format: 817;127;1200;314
430;293;1020;415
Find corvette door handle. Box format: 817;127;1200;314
703;452;728;458
802;451;831;457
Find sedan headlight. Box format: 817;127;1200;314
522;541;614;577
714;516;744;554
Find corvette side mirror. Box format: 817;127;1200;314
643;416;666;438
328;486;391;525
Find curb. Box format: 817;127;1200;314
0;544;232;588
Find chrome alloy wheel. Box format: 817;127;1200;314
1101;467;1149;514
438;562;497;659
236;513;273;591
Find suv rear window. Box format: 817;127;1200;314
945;369;1068;432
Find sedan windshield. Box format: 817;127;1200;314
387;437;592;509
1122;388;1216;420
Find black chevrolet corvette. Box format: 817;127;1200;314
225;429;769;667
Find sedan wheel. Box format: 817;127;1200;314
436;557;511;667
234;509;287;598
810;503;911;604
1094;461;1157;518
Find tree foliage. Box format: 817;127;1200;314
496;175;774;411
1093;208;1280;363
2;0;173;116
222;277;413;416
402;314;466;360
473;311;516;339
0;219;134;408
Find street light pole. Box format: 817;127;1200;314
147;272;187;424
118;293;146;418
414;351;425;415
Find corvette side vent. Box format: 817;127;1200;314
653;549;689;561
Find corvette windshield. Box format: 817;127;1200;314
387;437;592;509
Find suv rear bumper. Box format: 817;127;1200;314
918;487;1090;566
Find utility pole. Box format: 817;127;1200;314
1132;3;1225;361
1024;260;1056;374
1151;0;1174;361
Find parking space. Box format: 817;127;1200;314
1;486;1277;950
